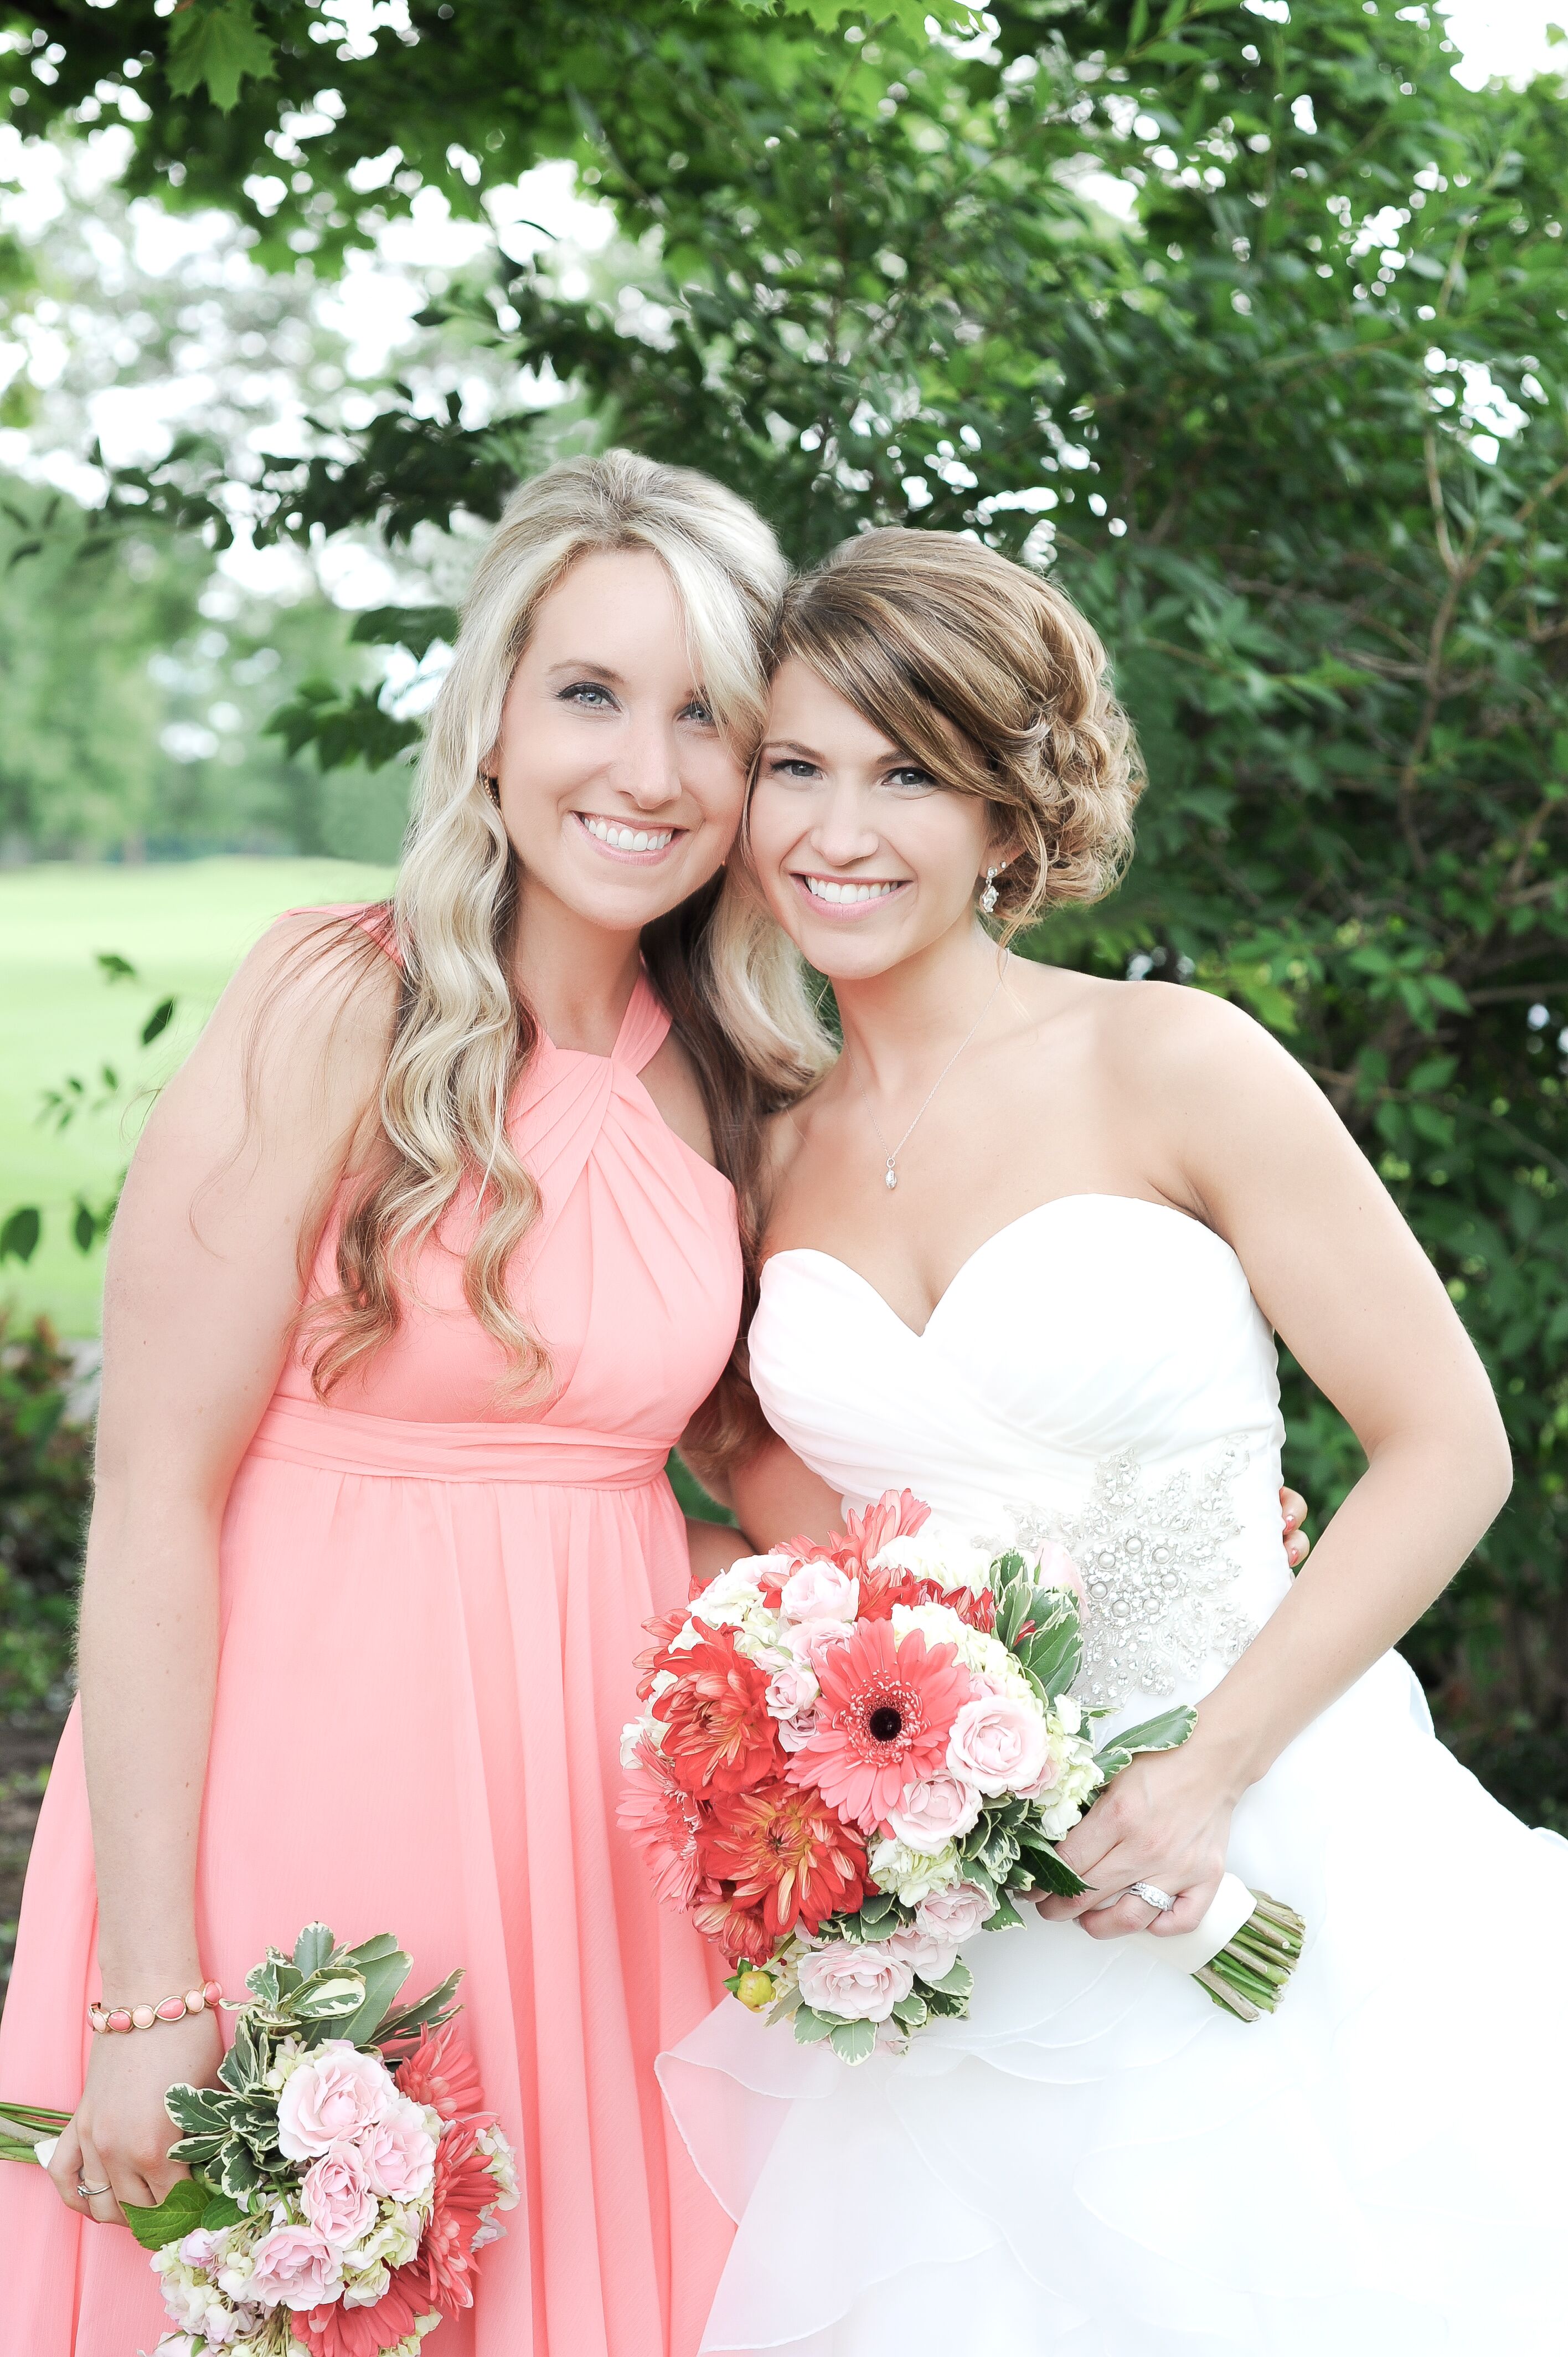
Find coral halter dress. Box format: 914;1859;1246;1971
0;923;740;2357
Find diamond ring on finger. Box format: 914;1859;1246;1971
1128;1880;1178;1913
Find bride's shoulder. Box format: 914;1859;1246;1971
1085;974;1315;1113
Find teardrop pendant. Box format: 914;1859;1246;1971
884;1162;898;1191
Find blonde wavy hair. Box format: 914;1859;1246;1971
299;450;832;1405
768;528;1143;930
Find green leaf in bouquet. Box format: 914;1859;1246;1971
856;1891;897;1926
167;2132;225;2167
164;2084;231;2138
767;1982;805;2023
828;2019;878;2064
292;1923;337;1977
792;2005;835;2045
219;2142;265;2200
333;1950;414;2048
245;1955;287;2007
1092;1705;1198;1780
341;1932;410;1970
217;2009;270;2094
1014;1608;1082;1704
921;1956;973;2001
201;2193;246;2231
292;1970;369;2022
122;2175;209;2253
375;1967;464;2047
921;1982;971;2017
1015;1840;1091;1898
890;1990;928;2029
982;1890;1024;1932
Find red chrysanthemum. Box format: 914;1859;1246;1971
786;1617;973;1833
690;1878;778;1965
401;2117;500;2320
301;2277;432;2357
652;1627;782;1795
618;1735;710;1910
394;2020;486;2124
698;1777;867;1938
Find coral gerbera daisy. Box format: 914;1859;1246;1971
394;2020;485;2124
618;1735;710;1910
786;1618;973;1834
698;1777;867;1938
300;2275;433;2356
400;2117;499;2321
652;1627;782;1794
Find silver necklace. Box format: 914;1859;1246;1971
843;965;1007;1192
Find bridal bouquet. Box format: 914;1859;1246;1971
1;1925;518;2357
621;1491;1304;2060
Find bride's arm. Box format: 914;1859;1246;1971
1041;985;1510;1941
50;924;393;2223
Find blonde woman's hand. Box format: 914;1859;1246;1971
47;2006;223;2228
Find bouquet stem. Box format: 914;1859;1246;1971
0;2097;70;2166
1193;1890;1306;2022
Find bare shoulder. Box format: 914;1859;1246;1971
1091;975;1309;1103
162;906;400;1155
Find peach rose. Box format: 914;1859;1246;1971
276;2041;395;2162
912;1880;992;1943
780;1561;859;1624
797;1939;915;2024
881;1769;984;1854
300;2144;378;2248
246;2224;343;2312
946;1693;1049;1798
359;2095;437;2200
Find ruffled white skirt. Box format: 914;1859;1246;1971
660;1651;1568;2352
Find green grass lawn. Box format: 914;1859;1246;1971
0;859;396;1336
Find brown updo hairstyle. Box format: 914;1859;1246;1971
767;527;1143;929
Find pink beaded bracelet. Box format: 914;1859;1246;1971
89;1979;223;2035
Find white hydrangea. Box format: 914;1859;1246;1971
889;1604;1034;1701
1032;1732;1103;1839
869;1836;962;1906
871;1518;996;1593
619;1711;664;1768
262;2035;310;2092
475;2122;521;2210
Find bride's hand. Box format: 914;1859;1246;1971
1033;1742;1237;1941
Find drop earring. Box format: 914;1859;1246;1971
979;864;1001;915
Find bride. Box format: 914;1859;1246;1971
662;526;1568;2350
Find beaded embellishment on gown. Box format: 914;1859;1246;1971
661;1193;1568;2355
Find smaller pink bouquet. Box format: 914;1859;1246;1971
621;1491;1304;2060
1;1926;518;2356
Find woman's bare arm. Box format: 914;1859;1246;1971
52;922;393;2224
1043;987;1509;1939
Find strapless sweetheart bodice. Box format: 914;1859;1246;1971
749;1193;1293;1723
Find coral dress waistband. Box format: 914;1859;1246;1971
246;1393;670;1488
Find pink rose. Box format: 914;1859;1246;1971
276;2041;395;2161
246;2224;343;2312
178;2227;223;2268
946;1693;1049;1797
359;2095;437;2200
886;1924;961;1982
780;1561;859;1624
1035;1540;1085;1603
300;2144;378;2248
1018;1750;1062;1799
764;1661;819;1723
797;1939;915;2024
787;1618;858;1677
881;1769;983;1853
913;1880;993;1943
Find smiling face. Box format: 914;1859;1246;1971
747;657;1000;982
489;545;748;933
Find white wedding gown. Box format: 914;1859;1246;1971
660;1195;1568;2352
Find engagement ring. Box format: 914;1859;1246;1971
1129;1881;1178;1913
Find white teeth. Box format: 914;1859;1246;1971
802;876;900;904
581;815;674;852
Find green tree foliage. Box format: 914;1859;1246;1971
6;0;1568;1807
0;1312;90;1712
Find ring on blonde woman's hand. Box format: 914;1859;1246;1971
1128;1881;1178;1913
76;2180;112;2200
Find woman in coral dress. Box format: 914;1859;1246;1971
0;451;826;2355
